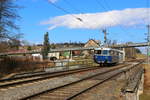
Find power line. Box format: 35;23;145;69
47;0;83;22
62;0;83;14
147;0;150;24
101;0;112;10
95;0;120;29
95;0;134;37
95;0;108;11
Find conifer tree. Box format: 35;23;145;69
42;32;50;59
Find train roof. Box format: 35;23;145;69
94;47;112;50
94;47;124;53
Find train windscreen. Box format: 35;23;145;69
95;50;101;54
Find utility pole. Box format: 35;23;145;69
102;29;108;46
146;0;150;64
147;25;150;64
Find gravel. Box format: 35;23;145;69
0;63;137;100
0;66;109;100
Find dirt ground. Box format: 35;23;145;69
140;64;150;100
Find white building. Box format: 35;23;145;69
48;52;60;59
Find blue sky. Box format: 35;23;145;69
15;0;149;44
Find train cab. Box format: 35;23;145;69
94;47;125;66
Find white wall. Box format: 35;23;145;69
48;52;60;59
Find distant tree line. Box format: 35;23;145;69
0;40;21;52
54;42;85;48
135;48;141;54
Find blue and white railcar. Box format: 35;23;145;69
93;47;125;66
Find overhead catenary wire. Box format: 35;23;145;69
95;0;108;12
47;0;102;41
62;0;110;41
62;0;104;42
47;0;83;22
95;0;120;31
95;0;135;38
147;0;150;24
103;0;147;35
101;0;112;11
62;0;84;14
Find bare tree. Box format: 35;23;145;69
107;39;117;46
0;0;21;40
112;40;117;45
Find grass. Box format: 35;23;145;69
0;57;46;79
66;58;98;67
140;94;150;100
136;54;147;59
140;64;150;100
0;56;97;79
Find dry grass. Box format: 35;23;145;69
143;64;150;94
136;54;147;59
140;94;150;100
140;64;150;100
66;58;98;67
0;57;48;79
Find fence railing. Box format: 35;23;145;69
51;59;98;68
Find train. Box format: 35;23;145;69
93;47;125;66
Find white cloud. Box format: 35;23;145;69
41;8;150;30
48;0;58;3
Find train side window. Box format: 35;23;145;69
103;50;108;55
117;52;119;56
114;51;119;56
112;50;115;55
114;51;117;55
110;50;113;55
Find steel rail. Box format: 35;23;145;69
66;62;143;100
0;66;100;88
21;63;132;100
0;66;97;82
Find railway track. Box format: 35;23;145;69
21;62;141;100
0;59;141;86
125;58;145;63
0;66;101;88
0;62;131;89
0;61;143;100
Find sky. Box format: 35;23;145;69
15;0;149;45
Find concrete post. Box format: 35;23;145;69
40;55;43;61
137;74;144;95
123;48;126;61
70;50;72;60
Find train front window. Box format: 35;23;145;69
102;50;108;55
95;50;101;54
